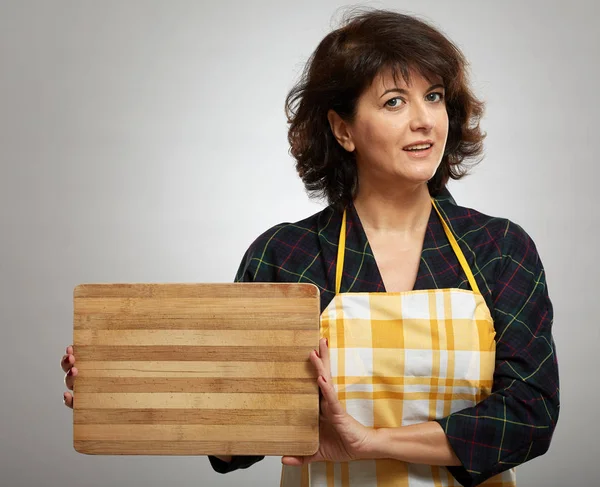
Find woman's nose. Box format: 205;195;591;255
409;101;435;132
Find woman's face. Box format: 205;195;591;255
332;67;449;190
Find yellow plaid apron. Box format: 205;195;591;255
280;199;516;487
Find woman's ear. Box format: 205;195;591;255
327;109;355;152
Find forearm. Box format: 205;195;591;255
363;421;461;466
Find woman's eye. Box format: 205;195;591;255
385;97;404;108
426;92;445;102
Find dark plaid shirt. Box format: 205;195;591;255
208;189;560;487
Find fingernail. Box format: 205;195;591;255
325;338;328;347
314;349;320;358
321;376;327;383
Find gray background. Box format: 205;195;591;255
1;0;597;486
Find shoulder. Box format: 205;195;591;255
244;206;335;258
435;194;547;300
435;193;538;260
235;206;336;282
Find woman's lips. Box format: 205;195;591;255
403;145;434;158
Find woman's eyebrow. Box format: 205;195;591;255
379;84;445;98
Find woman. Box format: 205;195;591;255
61;9;559;487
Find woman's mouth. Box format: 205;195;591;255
402;142;434;158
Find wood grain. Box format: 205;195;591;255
72;283;320;456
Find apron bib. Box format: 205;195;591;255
281;200;516;486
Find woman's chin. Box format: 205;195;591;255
404;163;441;184
393;169;439;186
362;162;441;189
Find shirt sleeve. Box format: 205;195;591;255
434;221;560;487
207;453;265;474
206;247;266;473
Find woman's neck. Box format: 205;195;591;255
353;182;432;236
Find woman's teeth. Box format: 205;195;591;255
404;144;432;151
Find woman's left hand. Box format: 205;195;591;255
281;337;376;466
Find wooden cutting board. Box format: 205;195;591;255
72;283;321;456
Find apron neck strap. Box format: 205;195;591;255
335;209;347;295
335;198;481;295
431;198;481;294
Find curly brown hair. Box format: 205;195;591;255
285;9;486;210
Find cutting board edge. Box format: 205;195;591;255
73;282;321;297
73;441;321;456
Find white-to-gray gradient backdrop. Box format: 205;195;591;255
1;1;597;486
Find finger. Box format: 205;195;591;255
61;345;75;371
319;337;331;379
63;391;74;409
281;450;322;466
318;375;345;417
310;338;331;380
61;354;74;373
281;456;305;466
65;367;78;390
310;349;327;379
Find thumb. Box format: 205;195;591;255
281;451;321;466
281;456;305;466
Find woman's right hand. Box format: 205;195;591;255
61;345;77;409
